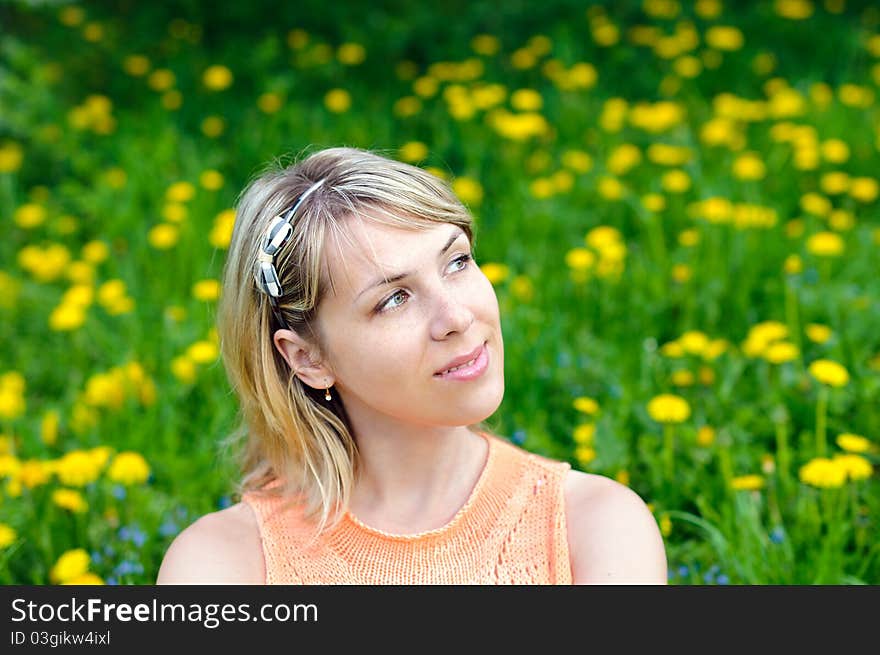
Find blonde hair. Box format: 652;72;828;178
217;146;493;539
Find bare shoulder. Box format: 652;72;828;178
563;469;668;584
156;501;265;584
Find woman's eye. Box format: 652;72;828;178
376;253;472;314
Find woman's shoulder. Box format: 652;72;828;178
562;470;668;584
156;501;265;584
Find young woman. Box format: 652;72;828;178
156;146;667;584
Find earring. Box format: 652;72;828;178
325;386;332;401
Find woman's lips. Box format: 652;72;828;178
433;342;489;381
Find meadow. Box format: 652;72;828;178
0;0;878;584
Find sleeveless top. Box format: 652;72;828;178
241;432;573;584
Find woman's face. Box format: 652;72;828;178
309;216;505;431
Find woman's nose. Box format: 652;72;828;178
430;288;474;339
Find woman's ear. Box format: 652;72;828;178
272;328;334;389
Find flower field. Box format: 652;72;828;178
1;0;878;584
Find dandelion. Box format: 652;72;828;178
107;452;150;486
14;203;47;229
764;342;799;364
192;279;221;301
833;454;873;482
732;152;766;180
147;69;176;92
171;356;197;384
187;340;218;364
574;445;596;468
0;141;24;173
123;55;150;76
257;92;283;114
148;224;179;249
648;393;690;479
49;549;90;584
451;176;483;206
661;169;691;193
849;177;879;203
324;88;351;113
52;488;88;513
836;433;874;454
730;474;764;491
202;65;233;91
479;263;510;285
398;141;428;163
200;116;225;138
573;423;595;445
0;523;17;548
808;359;849;387
337;42;366;65
697;426;715;447
572;397;599;415
706;26;744;51
799;457;846;488
805;324;832;344
806;232;844;257
63;572;104;585
210;209;236;249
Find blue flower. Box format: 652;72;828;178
770;526;785;544
511;429;526;445
106;577;118;586
677;565;689;578
159;519;179;538
118;526;131;541
111;485;126;500
716;574;730;585
90;551;103;565
217;495;232;509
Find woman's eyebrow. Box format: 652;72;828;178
355;227;466;300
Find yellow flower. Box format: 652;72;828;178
0;141;24;173
805;323;832;344
0;523;17;548
187;340;218;364
50;549;90;584
567;420;594;446
820;171;849;195
561;149;593;173
257;92;283;114
63;572;104;585
849;177;879;203
659;513;672;537
166;181;196;203
210;209;236;249
471;34;500;56
661;169;691;193
706;26;744;51
171;356;197;384
393;96;422;118
806;232;844;257
324;88;351;113
41;410;59;446
162;203;187;222
572;396;599;415
775;0;814;19
56;450;103;486
696;426;715;447
49;303;85;332
597;176;625;200
192;279;221;301
14;203;46;229
199;169;224;191
201;116;225;138
820;139;850;163
730;474;764;491
575;445;596;467
107;451;151;485
606;144;641;175
479;263;510;285
510;88;543;111
764;342;799;364
799;457;846;488
398;141;428;163
337;42;366;65
202;65;233;90
642;193;666;213
670;369;694;387
510;275;534;302
839;451;873;484
451;176;483;206
808;359;849;387
647;394;691;423
148;224;179;249
784;254;803;274
52;488;88;513
148;68;176;92
0;390;25;420
671;263;692;282
565;248;595;271
58;5;84;26
123;55;150;76
732;152;766;180
836;433;873;454
800;192;831;216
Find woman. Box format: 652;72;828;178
157;146;667;584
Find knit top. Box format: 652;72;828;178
241;432;573;584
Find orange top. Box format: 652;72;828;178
241;432;573;584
